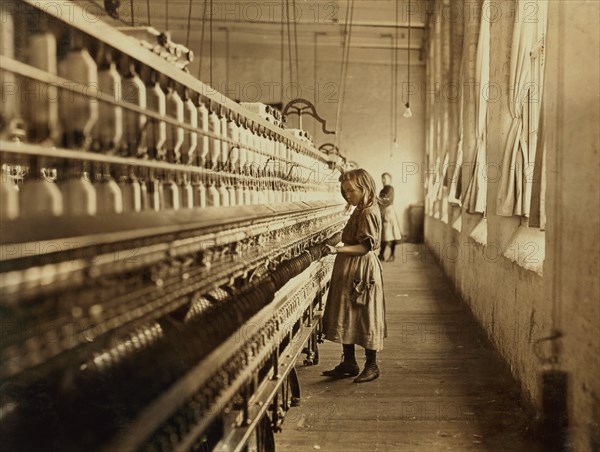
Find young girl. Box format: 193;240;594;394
379;172;403;261
321;169;387;383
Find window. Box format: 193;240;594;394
496;0;548;221
526;33;546;230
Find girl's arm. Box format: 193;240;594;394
323;243;369;256
379;197;391;208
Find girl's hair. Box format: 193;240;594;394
339;168;379;208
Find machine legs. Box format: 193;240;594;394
254;415;275;452
288;367;301;407
303;335;320;366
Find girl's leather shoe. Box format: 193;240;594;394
322;360;360;378
353;362;380;383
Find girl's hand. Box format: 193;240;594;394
322;244;337;255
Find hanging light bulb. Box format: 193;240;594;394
404;0;413;120
391;138;399;157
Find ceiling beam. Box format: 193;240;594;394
154;17;426;30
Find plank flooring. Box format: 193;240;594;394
276;244;542;452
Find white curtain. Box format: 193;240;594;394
496;0;548;216
448;52;465;205
529;19;549;232
449;139;463;204
462;0;490;214
428;155;441;208
437;151;449;200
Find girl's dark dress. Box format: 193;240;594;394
322;205;387;350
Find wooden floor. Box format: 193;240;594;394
276;244;542;452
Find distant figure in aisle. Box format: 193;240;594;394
378;172;402;262
321;169;387;383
